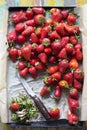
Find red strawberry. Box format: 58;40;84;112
69;35;77;45
22;26;34;36
74;79;82;90
7;30;17;42
49;108;60;120
15;23;25;33
38;53;47;64
74;43;82;51
44;18;53;26
74;68;84;81
29;66;37;79
51;40;62;55
47;65;58;74
61;10;68;19
67;111;79;125
49;56;57;64
55;23;65;36
52;72;61;81
43;76;57;86
50;8;60;13
64;72;73;87
18;61;25;70
18;49;22;57
58;80;69;89
26;19;35;27
49;31;61;40
44;47;52;55
30;33;39;44
67;14;76;25
35;61;46;71
34;14;45;25
65;43;74;55
52;12;63;23
9;48;18;62
58;48;67;59
26;8;33;20
31;43;38;52
35;27;42;37
21;44;31;61
30;58;39;66
54;86;61;99
19;68;28;77
58;59;69;73
61;36;70;48
75;49;83;61
68;98;79;113
36;44;44;53
40;85;50;96
32;7;45;14
69;88;79;99
11;10;27;23
17;35;26;45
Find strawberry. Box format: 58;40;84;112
17;61;25;70
15;23;25;33
74;79;82;90
17;35;26;45
30;58;39;66
40;85;50;96
54;86;61;99
64;72;73;87
52;72;61;81
68;98;79;113
35;27;42;37
21;44;32;61
67;111;79;125
10;102;19;111
38;53;47;64
58;48;67;59
74;43;82;51
49;31;61;40
9;48;18;62
49;56;57;64
43;76;57;86
50;8;60;14
67;14;76;25
18;49;22;57
42;38;50;47
74;68;84;81
69;35;77;45
44;47;52;55
69;58;78;70
49;108;60;120
19;68;28;77
51;40;62;55
30;33;39;44
55;23;65;36
65;43;74;55
26;19;35;27
34;14;45;25
26;8;33;20
52;11;63;23
22;26;34;36
35;61;46;71
7;30;17;42
11;10;27;23
61;10;68;19
58;59;69;73
61;36;70;48
75;49;83;61
32;7;45;14
36;44;44;53
29;66;37;79
58;80;69;89
47;65;58;75
44;18;53;26
31;43;38;52
69;88;79;99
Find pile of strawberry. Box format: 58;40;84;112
7;7;84;124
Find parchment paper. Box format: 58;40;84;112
0;5;87;123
